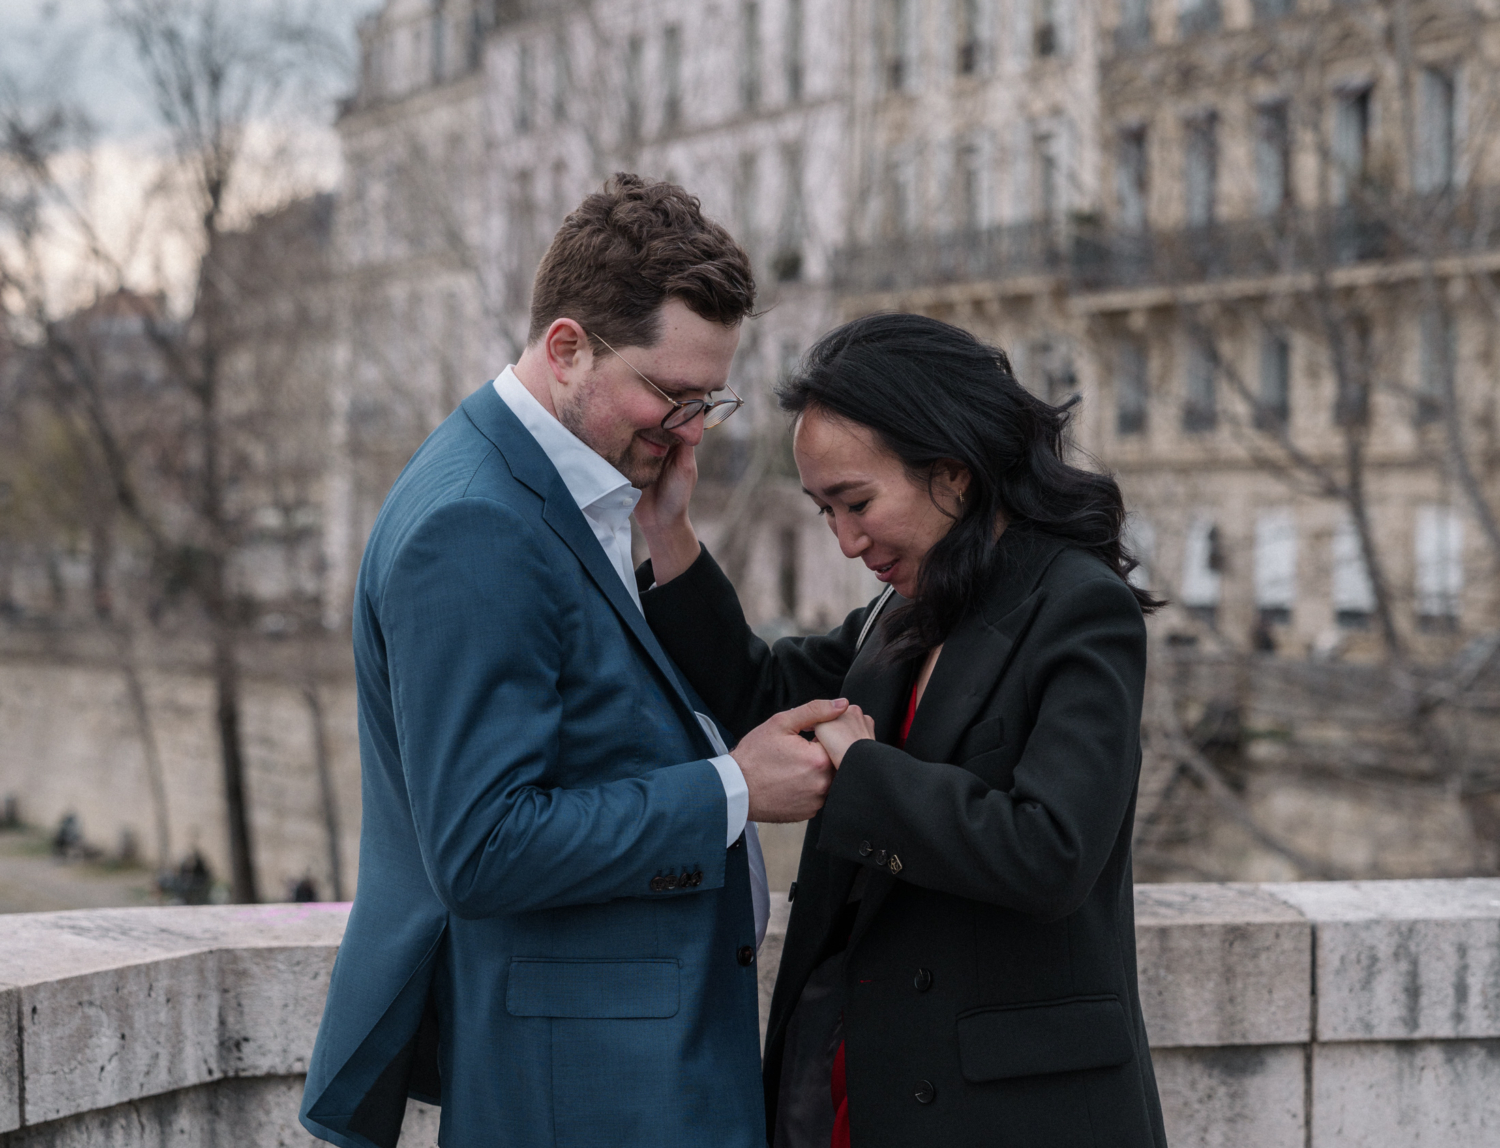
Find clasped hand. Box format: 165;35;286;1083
729;698;876;823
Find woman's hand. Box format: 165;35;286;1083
634;441;701;585
812;703;876;768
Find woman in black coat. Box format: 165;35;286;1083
636;313;1168;1148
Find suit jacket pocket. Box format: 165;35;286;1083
505;958;681;1018
956;994;1134;1082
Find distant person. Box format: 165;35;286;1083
636;313;1169;1147
301;175;842;1148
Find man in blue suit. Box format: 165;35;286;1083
301;175;843;1148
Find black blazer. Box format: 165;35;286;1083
641;527;1168;1148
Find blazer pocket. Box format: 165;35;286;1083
505;958;680;1019
956;994;1135;1082
953;715;1006;763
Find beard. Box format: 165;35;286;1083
556;378;674;488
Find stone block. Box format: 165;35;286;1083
1267;880;1500;1041
21;953;222;1125
216;946;339;1079
1135;883;1311;1047
1152;1044;1305;1148
2;1075;318;1148
0;985;19;1134
1311;1039;1500;1147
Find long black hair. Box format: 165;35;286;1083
778;312;1163;660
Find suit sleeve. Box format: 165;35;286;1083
640;545;875;740
382;497;728;919
817;576;1147;919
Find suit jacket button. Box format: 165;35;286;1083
736;945;755;967
914;968;933;992
788;881;798;902
874;849;888;867
858;841;873;857
649;876;664;892
663;873;679;890
691;869;704;887
914;1080;935;1105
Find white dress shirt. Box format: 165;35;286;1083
493;368;768;944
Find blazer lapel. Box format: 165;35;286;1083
844;528;1070;953
460;384;709;743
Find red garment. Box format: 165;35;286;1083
831;1040;850;1148
831;681;920;1147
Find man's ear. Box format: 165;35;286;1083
544;318;593;383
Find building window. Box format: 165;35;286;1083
1416;305;1454;425
1117;337;1149;435
1184;112;1218;227
881;155;912;237
1116;0;1152;51
1332;514;1375;628
1035;130;1062;226
1257;331;1290;429
515;43;533;133
1181;517;1224;627
552;32;569;123
1179;0;1222;38
1183;335;1217;432
1255;102;1291;216
663;24;683;131
773;142;805;282
1252;0;1295;23
1035;0;1060;58
1254;510;1297;627
957;0;983;74
955;139;983;231
622;35;644;142
735;151;759;248
1125;516;1156;590
1117;126;1148;232
741;1;762;110
1332;87;1371;205
1415;68;1456;193
1415;505;1463;630
1032;339;1077;405
881;0;914;93
431;0;447;84
786;0;805;101
1334;314;1371;427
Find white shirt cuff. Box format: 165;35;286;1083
709;754;750;848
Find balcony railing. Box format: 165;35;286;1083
833;194;1500;297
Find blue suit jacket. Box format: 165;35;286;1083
300;382;764;1148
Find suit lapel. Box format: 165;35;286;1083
460;384;709;743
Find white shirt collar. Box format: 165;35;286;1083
492;366;640;516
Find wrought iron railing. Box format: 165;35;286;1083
831;194;1500;296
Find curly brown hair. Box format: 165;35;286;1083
528;173;757;351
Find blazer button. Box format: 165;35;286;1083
888;853;903;875
788;881;797;903
692;869;704;887
913;968;933;992
874;849;888;867
736;945;755;967
858;841;873;857
649;876;665;892
914;1080;936;1105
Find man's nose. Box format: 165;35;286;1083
668;414;705;447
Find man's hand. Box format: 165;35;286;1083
634;442;701;585
733;698;849;823
812;704;876;768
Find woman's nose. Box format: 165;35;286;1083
834;518;869;559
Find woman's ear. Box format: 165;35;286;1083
938;460;972;501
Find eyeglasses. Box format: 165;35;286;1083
590;332;744;431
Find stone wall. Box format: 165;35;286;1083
2;880;1498;1146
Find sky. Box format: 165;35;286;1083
0;0;380;308
0;0;379;143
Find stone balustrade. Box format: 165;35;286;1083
1;880;1498;1146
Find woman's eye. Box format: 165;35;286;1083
847;501;870;514
816;505;832;517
